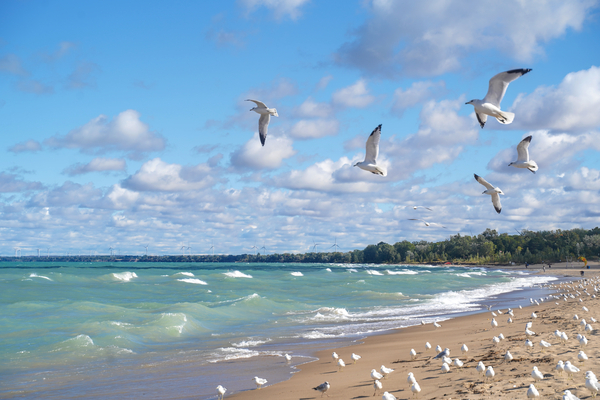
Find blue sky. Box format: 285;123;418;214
1;0;599;256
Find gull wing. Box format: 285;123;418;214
258;114;270;146
491;193;502;214
516;135;532;162
246;99;267;108
364;124;382;163
483;68;532;107
474;174;494;190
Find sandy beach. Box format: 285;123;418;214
229;262;600;399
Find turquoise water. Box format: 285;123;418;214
0;262;556;399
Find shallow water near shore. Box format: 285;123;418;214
0;262;558;399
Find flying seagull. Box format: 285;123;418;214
354;124;387;176
466;68;532;128
246;99;278;146
509;135;538;173
408;218;446;228
413;206;432;211
474;174;503;214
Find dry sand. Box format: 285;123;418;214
228;262;600;399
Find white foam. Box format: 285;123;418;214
29;273;53;281
325;268;332;272
386;270;418;275
173;272;194;277
223;271;253;278
232;338;272;347
366;270;384;275
177;278;208;285
456;273;472;278
291;272;304;277
112;272;138;282
300;330;339;339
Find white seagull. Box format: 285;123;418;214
337;358;345;372
504;350;513;362
461;344;468;354
331;352;338;363
253;376;267;389
408;218;446;228
373;380;383;396
485;366;495;381
466;68;532;128
354;124;387;176
527;384;540;398
532;366;544;382
410;348;417;360
382;391;397;400
217;385;227;400
585;371;600;398
474;174;503;214
411;381;422;398
380;365;394;378
313;381;330;397
413;205;432;211
246;99;278;146
351;353;361;364
407;372;417;388
509;135;538;173
371;369;384;381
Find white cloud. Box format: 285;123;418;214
335;0;596;77
332;79;375;108
240;0;311;20
288;119;339;140
65;61;99;89
511;66;600;132
16;79;54;94
45;110;166;159
295;97;333;118
245;77;298;101
230;134;296;169
385;98;478;179
8;139;43;153
392;80;446;116
63;158;127;176
0;172;43;193
122;158;216;192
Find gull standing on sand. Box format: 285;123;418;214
411;381;422;398
353;124;387;176
253;376;267;389
556;360;565;376
410;348;417;360
485;366;495;381
532;366;544;382
382;391;397;400
509;135;538;173
527;384;540;398
539;340;551;351
474;174;503;214
453;358;464;370
564;361;581;379
313;381;330;397
332;352;338;363
433;347;450;359
563;390;581;400
351;353;361;364
465;68;532;128
373;380;383;396
491;318;498;328
578;350;589;363
585;371;600;398
433;321;442;328
217;385;227;400
476;361;486;376
425;342;432;352
371;369;384;381
461;344;468;354
284;353;292;362
337;358;345;372
246;99;278;146
441;362;450;373
380;365;394;379
504;350;513;362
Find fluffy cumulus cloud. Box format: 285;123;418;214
0;172;43;193
8;139;43;153
45;110;166;159
63;158;127;176
385;98;479;179
392;80;446;116
295;97;333;118
332;79;375;108
288;119;339;140
511;66;600;132
335;0;597;77
230;134;296;170
121;158;216;192
240;0;311;20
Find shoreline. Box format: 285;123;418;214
227;262;599;399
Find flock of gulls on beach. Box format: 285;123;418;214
248;69;534;222
215;275;600;399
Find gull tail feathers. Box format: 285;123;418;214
495;111;515;125
528;161;539;174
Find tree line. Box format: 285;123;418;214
4;227;599;265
